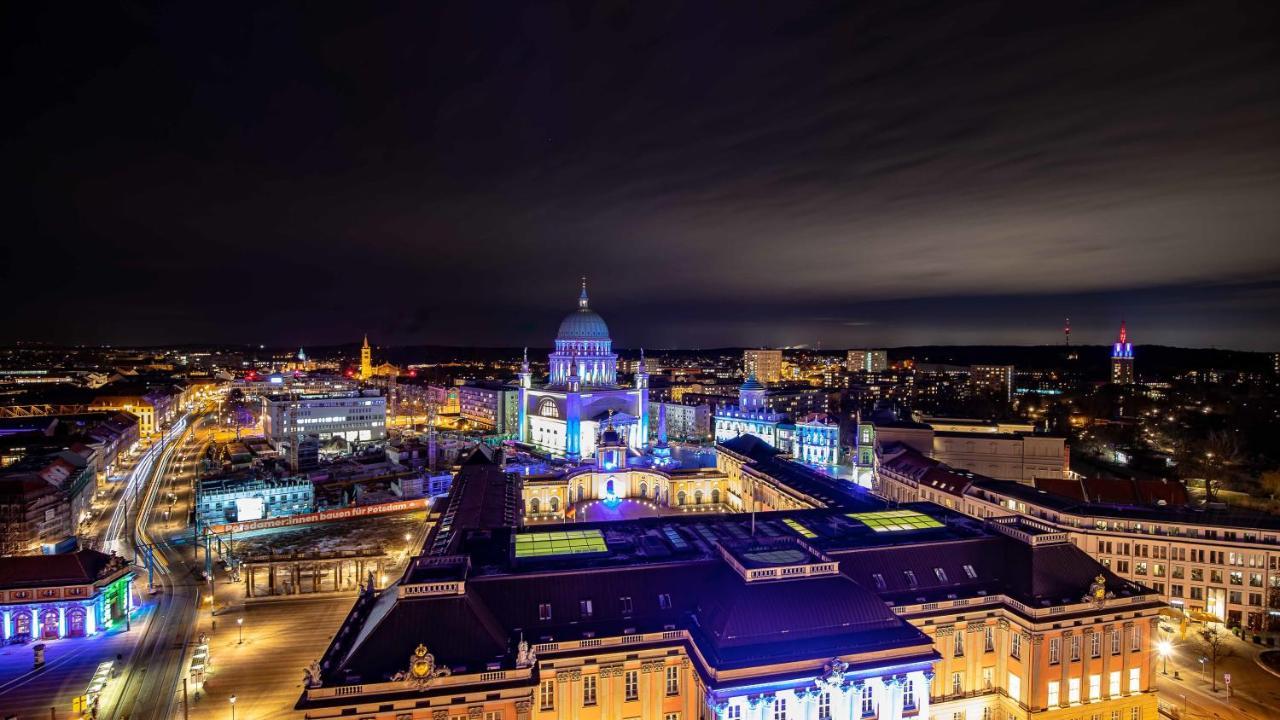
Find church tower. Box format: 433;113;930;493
359;335;373;380
1110;321;1134;385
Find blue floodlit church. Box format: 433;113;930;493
714;374;841;467
517;281;649;460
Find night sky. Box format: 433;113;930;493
3;2;1279;351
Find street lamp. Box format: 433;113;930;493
229;694;237;720
237;617;244;645
1157;640;1172;675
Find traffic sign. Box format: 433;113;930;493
1224;672;1231;685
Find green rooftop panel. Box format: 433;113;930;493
514;529;609;558
847;510;944;532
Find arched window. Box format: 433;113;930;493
606;479;615;495
711;489;720;505
639;482;647;498
530;497;540;513
549;496;559;512
694;490;703;505
577;484;585;502
677;491;686;506
67;607;86;637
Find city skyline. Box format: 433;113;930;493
3;3;1279;350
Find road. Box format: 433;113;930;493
105;412;214;720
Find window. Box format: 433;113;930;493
658;593;673;610
1128;668;1140;693
904;570;918;587
666;665;679;695
1049;637;1061;664
665;714;681;720
935;567;949;583
871;573;886;590
984;626;994;652
625;670;638;701
1071;635;1081;661
484;712;502;720
1089;674;1101;702
817;691;831;719
1007;673;1021;702
1048;680;1061;708
981;667;993;690
580;599;593;619
1090;632;1101;658
540;680;554;710
1111;629;1120;655
727;707;742;720
1109;671;1121;696
773;697;788;720
982;709;992;720
963;564;978;579
1068;677;1081;704
1130;626;1140;652
951;672;963;696
903;679;916;709
1130;708;1141;720
1010;632;1021;660
860;684;875;716
583;674;597;705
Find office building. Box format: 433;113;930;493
196;473;314;526
847;349;888;373
263;390;387;449
858;413;1066;484
742;349;783;384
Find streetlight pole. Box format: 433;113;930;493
237;617;244;645
229;694;236;720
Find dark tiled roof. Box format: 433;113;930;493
0;549;127;589
718;435;882;511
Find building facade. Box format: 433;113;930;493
0;550;133;641
1111;322;1135;385
847;349;889;373
743;349;783;385
517;283;649;459
646;401;711;441
460;382;521;434
197;474;315;526
714;377;841;467
295;448;1160;720
970;365;1014;402
263;390;387;448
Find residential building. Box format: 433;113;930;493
263;390;387;449
743;348;783;384
713;377;841;466
0;475;71;555
970;364;1014;402
847;349;889;373
646;401;710;441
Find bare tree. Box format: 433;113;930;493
1196;626;1236;692
1201;430;1243;503
1260;470;1280;502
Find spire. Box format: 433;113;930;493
363;334;370;349
638;347;646;371
578;276;589;309
1118;320;1127;344
521;346;529;370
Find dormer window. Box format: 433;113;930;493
871;573;887;590
658;593;672;609
903;570;918;588
619;596;633;614
963;564;978;579
579;599;593;619
539;603;552;621
934;567;949;583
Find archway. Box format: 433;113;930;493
711;488;720;505
67;607;87;637
530;497;540;513
577;484;585;502
677;491;686;506
40;609;59;639
639;482;647;498
694;490;703;505
549;496;559;512
606;478;615;496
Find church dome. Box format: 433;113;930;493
556;281;611;340
740;374;766;392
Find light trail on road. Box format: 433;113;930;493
104;415;189;555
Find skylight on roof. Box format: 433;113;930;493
514;529;609;558
847;510;944;532
782;518;817;539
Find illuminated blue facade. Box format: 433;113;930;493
519;281;649;460
714;376;841;466
1110;320;1135;384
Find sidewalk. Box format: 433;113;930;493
1156;630;1280;720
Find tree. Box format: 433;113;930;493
1196;626;1236;692
1260;470;1280;502
1201;430;1244;503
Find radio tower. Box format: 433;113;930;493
1064;317;1071;347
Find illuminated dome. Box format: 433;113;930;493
556;284;611;340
